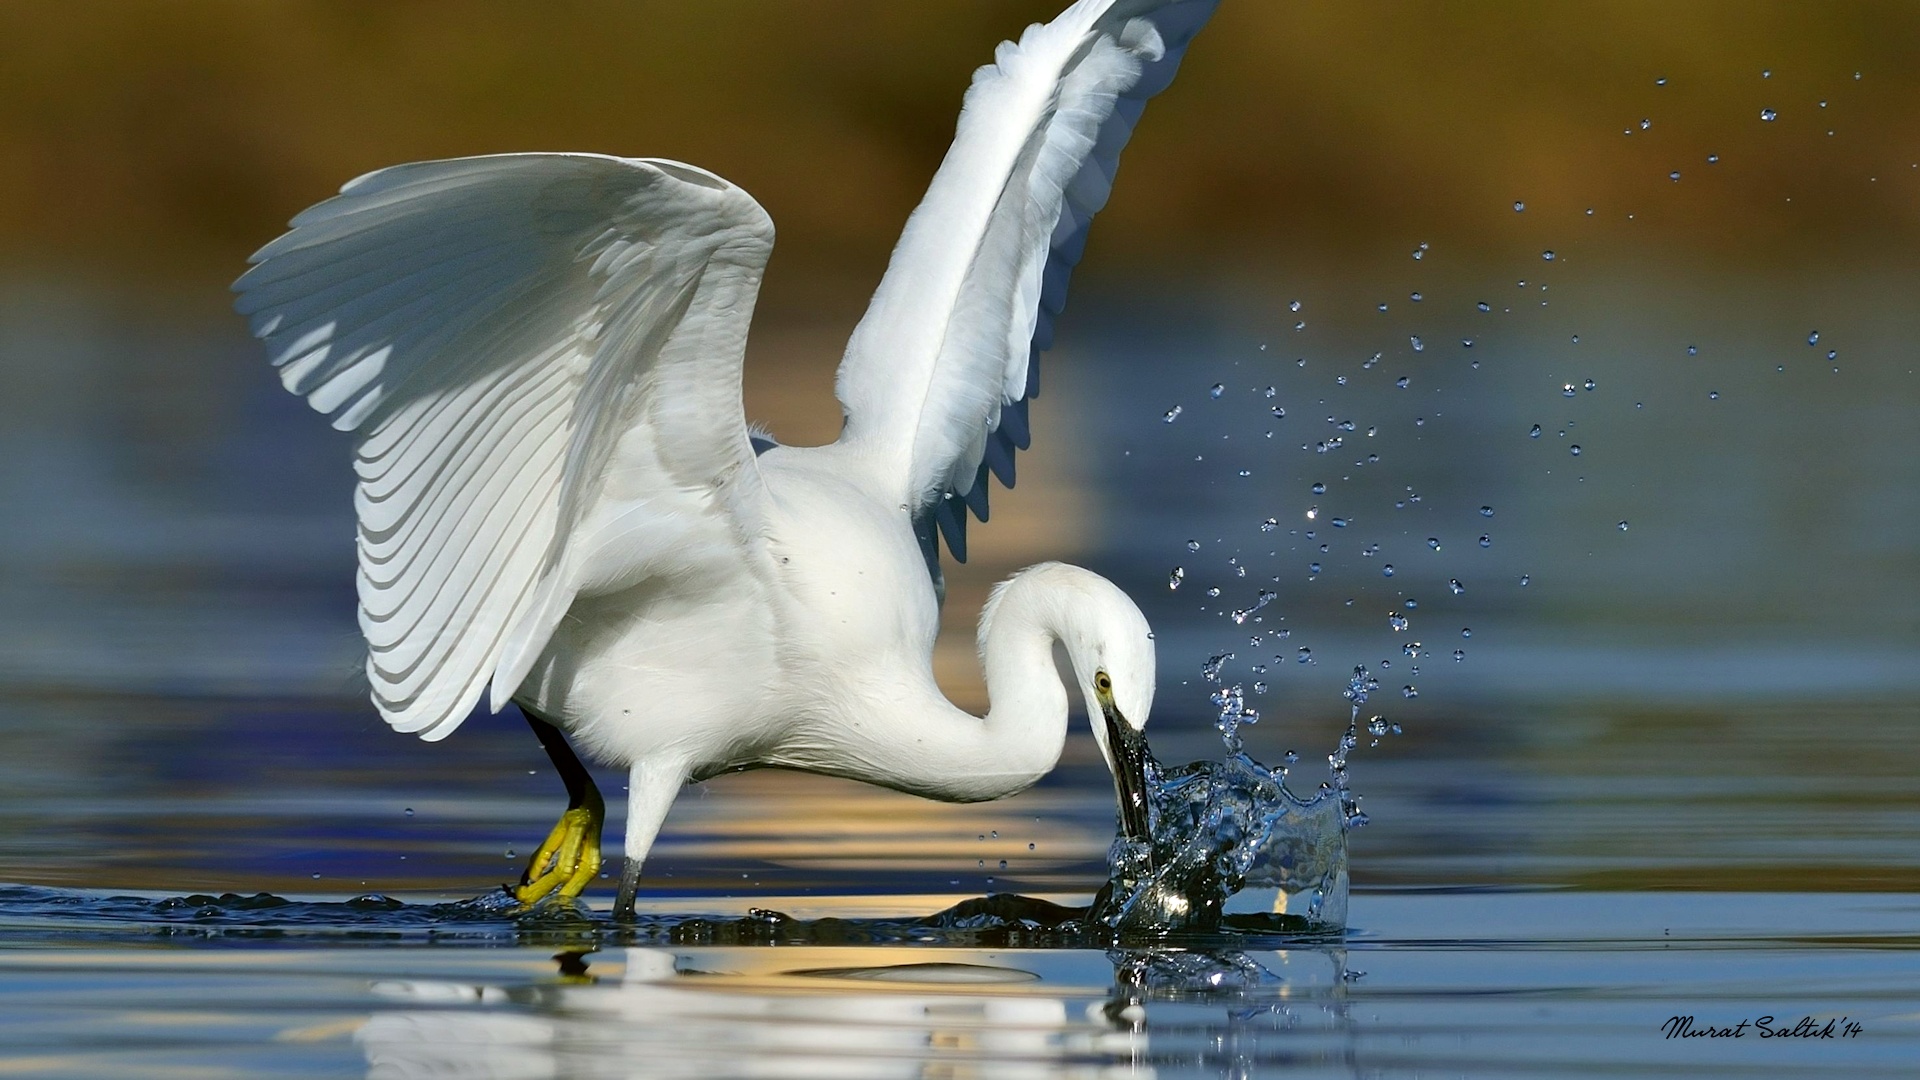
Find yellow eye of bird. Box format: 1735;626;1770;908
1096;672;1112;693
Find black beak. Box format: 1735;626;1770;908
1102;702;1154;844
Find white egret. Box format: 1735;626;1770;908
234;0;1216;916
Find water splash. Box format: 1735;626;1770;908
1090;657;1373;936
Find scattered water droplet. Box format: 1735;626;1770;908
1402;685;1419;699
1480;505;1495;517
1405;598;1418;609
1669;170;1681;182
1708;153;1720;163
1687;344;1698;355
1519;574;1531;586
1426;537;1441;551
1168;566;1185;590
1410;335;1424;352
1163;405;1183;423
1708;391;1720;400
1209;383;1224;399
1478;534;1491;547
1389;611;1408;631
1513;200;1525;212
1584;379;1597;391
1331;517;1349;528
1311;481;1327;494
1529;424;1542;438
1461;627;1472;638
1271;405;1287;418
1477;301;1491;312
1542;250;1556;261
1640;118;1652;130
1807;330;1820;345
1448;578;1465;595
1289;299;1302;312
1297;647;1313;663
1760;107;1778;121
1207;586;1222;597
1187;539;1201;552
1260;517;1279;532
1656;76;1667;86
1305;505;1318;520
1617;520;1630;531
1453;649;1465;662
1395;376;1410;389
1410;291;1423;302
1381;563;1395;577
1570;444;1582;455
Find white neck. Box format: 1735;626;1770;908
801;567;1104;803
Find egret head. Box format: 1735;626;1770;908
985;562;1157;841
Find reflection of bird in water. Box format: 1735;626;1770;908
351;946;1351;1079
235;0;1215;916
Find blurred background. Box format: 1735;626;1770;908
0;1;1915;899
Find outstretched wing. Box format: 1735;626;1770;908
833;0;1217;562
235;153;774;740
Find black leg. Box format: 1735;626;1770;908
525;711;600;816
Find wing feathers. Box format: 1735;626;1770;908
835;0;1217;565
238;153;773;739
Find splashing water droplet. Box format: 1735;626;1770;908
1617;520;1630;531
1187;539;1201;552
1563;383;1577;397
1760;108;1778;121
1570;445;1582;456
1163;405;1183;423
1529;424;1542;438
1209;383;1225;399
1230;590;1278;625
1168;566;1185;590
1670;170;1681;182
1519;574;1531;586
1513;200;1525;212
1687;345;1698;355
1330;517;1349;528
1448;578;1465;595
1478;534;1491;547
1480;505;1495;517
1289;299;1302;312
1807;330;1820;345
1381;564;1395;578
1402;685;1419;699
1584;379;1597;391
1260;517;1279;532
1410;336;1424;352
1388;611;1409;631
1426;537;1441;551
1453;649;1465;662
1542;250;1556;261
1395;376;1410;389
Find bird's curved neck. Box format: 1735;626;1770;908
818;586;1077;804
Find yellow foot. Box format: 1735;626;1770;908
513;798;604;906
